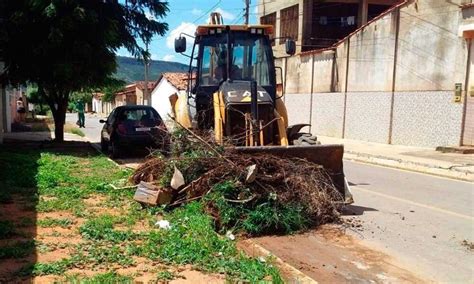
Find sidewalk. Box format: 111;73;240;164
2;131;87;142
318;136;474;182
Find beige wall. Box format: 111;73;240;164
273;0;470;147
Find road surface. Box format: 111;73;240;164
76;112;474;282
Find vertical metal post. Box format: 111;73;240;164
244;0;250;25
388;8;400;145
309;53;315;133
460;39;472;146
144;42;150;105
342;39;350;139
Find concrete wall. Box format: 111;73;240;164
151;79;178;122
395;0;467;91
273;0;469;147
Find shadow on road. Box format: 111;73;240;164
342;204;378;216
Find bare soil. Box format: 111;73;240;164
249;225;425;283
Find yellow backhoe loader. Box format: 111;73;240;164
170;13;353;203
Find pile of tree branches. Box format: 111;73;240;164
131;128;343;236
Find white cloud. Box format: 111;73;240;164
162;54;176;62
166;22;197;49
150;54;160;60
191;8;202;16
214;8;235;21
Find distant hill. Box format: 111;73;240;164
114;56;188;83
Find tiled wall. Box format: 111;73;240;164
284;91;464;147
392;91;463;147
310;93;345;138
344;92;392;143
283;93;312;126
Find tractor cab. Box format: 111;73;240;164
175;25;295;130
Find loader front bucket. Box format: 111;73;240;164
235;145;353;204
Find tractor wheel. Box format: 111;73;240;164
292;133;321;146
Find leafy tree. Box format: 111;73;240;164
0;0;168;141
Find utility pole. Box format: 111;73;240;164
244;0;250;25
144;41;150;105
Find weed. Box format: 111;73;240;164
65;271;133;283
18;258;73;276
17;217;34;227
0;220;16;238
38;218;74;228
140;202;281;282
206;181;310;235
80;215;134;242
70;128;85;137
0;240;35;259
78;242;135;267
36;196;85;215
156;270;176;281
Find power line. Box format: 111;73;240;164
192;0;222;24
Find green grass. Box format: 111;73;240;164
79;214;135;242
0;241;35;259
70;128;85;137
139;202;282;282
65;271;133;283
0;147;282;282
0;221;16;239
18;258;73;276
38;218;74;228
206;181;310;236
156;270;176;281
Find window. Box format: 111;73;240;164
198;32;273;87
260;12;276;45
280;4;299;44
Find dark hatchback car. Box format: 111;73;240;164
100;105;170;158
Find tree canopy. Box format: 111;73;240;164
0;0;169;140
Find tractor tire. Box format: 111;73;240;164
100;137;108;153
292;133;321;146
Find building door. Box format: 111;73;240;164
463;40;474;146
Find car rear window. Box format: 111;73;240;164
117;108;161;122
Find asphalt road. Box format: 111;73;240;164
73;112;474;282
343;161;474;282
66;113;103;143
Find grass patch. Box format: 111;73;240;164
79;214;134;242
0;220;16;239
65;272;133;283
70;128;85;137
206;181;310;235
0;240;35;259
18;258;73;276
140;202;282;282
156;270;176;281
38;218;74;228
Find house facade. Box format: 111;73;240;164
150;72;188;123
114;81;154;107
260;0;474;147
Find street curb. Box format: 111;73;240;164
344;152;474;182
239;239;317;284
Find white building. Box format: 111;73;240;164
151;73;188;123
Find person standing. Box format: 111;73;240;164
76;100;85;128
16;97;26;123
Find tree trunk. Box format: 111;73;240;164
48;94;68;142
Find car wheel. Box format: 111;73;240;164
111;141;121;159
100;137;108;153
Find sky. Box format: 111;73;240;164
116;0;259;64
